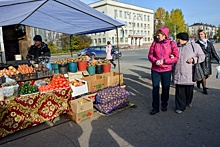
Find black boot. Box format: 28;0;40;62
197;81;201;89
203;88;208;95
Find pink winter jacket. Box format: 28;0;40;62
148;27;179;72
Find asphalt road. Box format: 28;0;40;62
1;46;220;147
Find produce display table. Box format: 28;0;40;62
0;87;72;138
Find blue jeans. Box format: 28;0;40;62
151;70;172;111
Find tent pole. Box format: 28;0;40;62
116;27;121;86
70;34;73;57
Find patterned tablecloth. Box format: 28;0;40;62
0;88;72;138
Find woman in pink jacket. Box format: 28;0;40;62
148;27;179;115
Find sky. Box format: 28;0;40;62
81;0;220;26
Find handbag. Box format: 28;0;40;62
191;43;204;82
193;61;204;82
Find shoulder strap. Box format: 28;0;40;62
191;42;195;53
170;41;173;51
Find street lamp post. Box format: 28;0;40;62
132;15;136;49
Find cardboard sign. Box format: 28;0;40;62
68;72;83;81
82;70;89;76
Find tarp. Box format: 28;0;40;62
0;0;124;35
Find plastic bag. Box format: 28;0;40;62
35;80;46;87
2;74;19;97
216;65;220;79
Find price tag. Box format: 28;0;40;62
68;72;83;81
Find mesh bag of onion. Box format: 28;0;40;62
94;87;130;114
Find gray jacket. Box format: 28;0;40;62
174;40;205;85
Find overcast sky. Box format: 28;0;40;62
81;0;220;26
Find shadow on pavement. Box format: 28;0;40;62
0;115;83;147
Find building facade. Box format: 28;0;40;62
89;0;154;47
189;23;217;40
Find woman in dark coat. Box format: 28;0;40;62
196;30;220;94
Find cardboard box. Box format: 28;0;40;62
68;109;94;124
81;75;107;92
100;72;123;86
69;97;93;113
69;97;94;123
70;79;88;97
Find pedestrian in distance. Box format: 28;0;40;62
174;32;205;114
195;30;220;94
106;41;116;69
148;27;179;115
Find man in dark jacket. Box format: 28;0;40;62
26;35;51;63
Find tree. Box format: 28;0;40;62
155;7;166;21
48;41;62;54
217;26;220;41
164;11;171;29
59;34;92;52
169;9;186;39
154;7;166;34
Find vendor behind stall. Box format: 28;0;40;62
26;35;51;63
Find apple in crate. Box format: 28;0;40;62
70;79;85;87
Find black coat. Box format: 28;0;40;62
196;40;220;75
26;42;51;63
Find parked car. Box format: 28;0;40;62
77;46;122;59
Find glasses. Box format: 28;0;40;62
199;34;204;35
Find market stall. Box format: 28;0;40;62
0;0;127;138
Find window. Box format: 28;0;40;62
129;22;132;26
98;38;101;44
148;24;150;29
119;10;122;18
140;14;143;21
137;30;140;34
125;30;128;35
144;15;146;21
129;12;131;19
56;34;59;39
141;23;143;28
133;13;136;19
148;31;150;35
141;30;143;35
112;37;114;44
103;38;106;44
100;46;106;51
94;39;97;44
148;37;150;42
120;38;124;43
144;31;146;35
137;23;139;28
129;30;132;34
133;22;135;27
145;37;147;41
124;11;127;19
137;15;139;20
114;9;118;18
125;37;128;42
144;24;146;28
148;15;150;21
